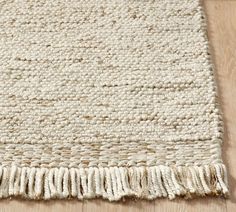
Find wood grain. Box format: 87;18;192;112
205;1;236;212
0;0;236;211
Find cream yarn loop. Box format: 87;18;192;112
0;165;229;200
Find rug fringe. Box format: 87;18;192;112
0;164;228;201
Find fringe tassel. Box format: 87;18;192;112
0;164;229;201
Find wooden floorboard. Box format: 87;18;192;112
206;1;236;211
0;0;236;211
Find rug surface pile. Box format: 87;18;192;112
0;0;228;200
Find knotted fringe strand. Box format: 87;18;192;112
0;164;228;201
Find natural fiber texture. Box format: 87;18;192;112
0;0;228;201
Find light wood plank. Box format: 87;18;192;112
82;199;156;212
0;199;83;212
203;0;236;211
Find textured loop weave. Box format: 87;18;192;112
0;0;228;200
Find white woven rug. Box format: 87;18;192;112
0;0;228;200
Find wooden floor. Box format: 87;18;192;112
1;0;236;211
